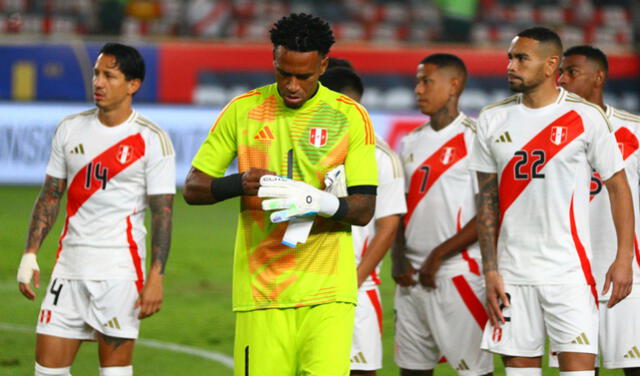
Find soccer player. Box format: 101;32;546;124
16;43;175;376
557;45;640;376
183;13;378;376
392;53;492;376
470;27;634;376
320;66;407;375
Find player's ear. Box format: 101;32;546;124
319;55;329;76
595;70;606;89
546;55;561;77
128;78;142;96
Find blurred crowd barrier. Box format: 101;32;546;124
2;41;639;114
0;102;424;185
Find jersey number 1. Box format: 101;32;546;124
85;162;109;190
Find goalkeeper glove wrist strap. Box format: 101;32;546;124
332;197;349;220
210;173;243;201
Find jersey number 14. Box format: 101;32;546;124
85;162;109;190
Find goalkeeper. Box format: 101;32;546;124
183;13;378;376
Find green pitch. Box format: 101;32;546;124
0;186;619;376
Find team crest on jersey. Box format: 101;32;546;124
309;128;328;147
439;147;457;165
550;126;567;145
116;145;134;164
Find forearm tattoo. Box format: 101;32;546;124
25;176;66;251
148;194;173;274
476;172;500;273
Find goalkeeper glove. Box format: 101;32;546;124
258;175;340;223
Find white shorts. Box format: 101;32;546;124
395;272;493;375
36;278;141;340
481;284;598;357
351;286;383;371
550;293;640;369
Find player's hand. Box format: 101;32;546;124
135;273;164;319
259;176;339;223
485;270;509;327
241;168;276;195
17;252;40;300
603;255;633;308
418;247;445;288
392;253;417;287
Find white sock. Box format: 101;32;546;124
505;367;542;376
560;371;595;376
35;362;71;376
99;366;133;376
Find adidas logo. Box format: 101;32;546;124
254;126;274;142
495;131;512;143
624;346;640;359
455;359;470;371
70;144;85;154
104;317;121;329
351;352;367;364
571;332;590;345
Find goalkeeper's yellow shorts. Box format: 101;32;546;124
234;301;355;376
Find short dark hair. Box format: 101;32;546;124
564;45;609;76
420;53;468;89
269;13;335;56
327;57;354;71
99;43;145;82
320;67;364;98
517;26;563;55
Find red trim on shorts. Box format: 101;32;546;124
569;194;598;304
457;208;480;275
46;310;51;323
451;275;488;329
366;289;383;334
126;215;145;292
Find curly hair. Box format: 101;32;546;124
269;13;335;56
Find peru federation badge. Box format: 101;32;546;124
309;128;328;147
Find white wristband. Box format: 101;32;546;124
318;190;340;217
17;253;39;284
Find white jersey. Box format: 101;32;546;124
400;112;481;276
46;109;176;285
352;137;406;290
590;105;640;299
469;88;624;291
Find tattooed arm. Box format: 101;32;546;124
18;175;67;300
135;194;173;319
341;193;376;226
476;171;509;326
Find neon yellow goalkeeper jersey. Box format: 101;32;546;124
192;83;378;311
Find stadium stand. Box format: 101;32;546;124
0;0;635;47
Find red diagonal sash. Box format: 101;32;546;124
589;126;638;201
405;133;467;226
499;111;584;220
56;134;146;259
67;134;145;217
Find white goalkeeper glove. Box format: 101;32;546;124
17;253;40;284
258;175;340;223
324;165;348;198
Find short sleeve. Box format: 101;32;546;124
46;123;67;179
191;103;239;178
585;110;624;181
344;105;378;188
146;129;176;195
468;111;498;173
374;150;407;219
